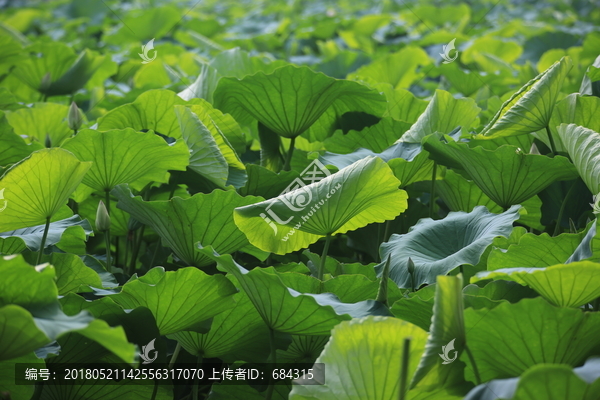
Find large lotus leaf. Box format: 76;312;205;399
423;136;578;208
113;184;262;267
96;89;203;139
201;249;393;335
476;57;572;139
213;65;387;140
472;261;600;308
0;148;91;232
0;110;42;167
288;316;428;400
168;290;272;363
62;128;189;192
324;117;412;154
234;156;408;255
399;90;481;143
410;275;466;391
109;266;237;336
104;5;181;43
378;84;429;123
0;254;57;308
5;102;74;146
51;252;105;296
238;165;300;199
0;303;134;363
537;94;600;153
464;357;600;400
11;42;105;96
0;215;92;254
557;124;600;195
463;297;600;383
0;352;43;400
347;46;431;89
377;206;520;289
277;334;329;364
487;229;586;270
390;285;437;332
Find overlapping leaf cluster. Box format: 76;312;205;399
1;0;600;399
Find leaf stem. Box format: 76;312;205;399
169;342;181;369
398;337;411;400
318;234;332;281
265;328;277;400
465;344;481;385
129;225;145;275
553;180;578;236
283;136;296;171
192;353;202;400
545;125;557;156
37;216;51;265
429;163;437;218
105;190;113;273
149;241;160;269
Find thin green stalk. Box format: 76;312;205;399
546;125;557;156
124;231;131;270
318;234;332;281
465;345;481;385
383;220;392;243
104;190;113;273
553;181;578;236
398;337;411;400
265;328;277;400
192;353;203;400
429;163;437;218
169;342;182;369
129;225;145;275
149;241;160;269
37;216;51;265
283;136;296;171
150;380;159;400
115;237;120;268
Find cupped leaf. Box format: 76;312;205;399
213;65;386;140
424;135;578;208
62;128;189;192
0;110;43;167
323;117;412;154
52;253;105;295
410;275;466;391
109;266;238;335
473;261;600;308
234;156;408;255
0;215;92;254
476;57;572;138
0;148;91;232
557;124;600;195
0;254;57;308
399;89;481;143
288;316;428;400
5;102;74;147
463;297;600;383
377;206;521;289
113;185;262;267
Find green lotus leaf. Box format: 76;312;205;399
464;357;600;400
5;102;74;147
234;156;408;255
487;229;587;270
11;42;106;96
0;148;91;232
377;206;520;289
0;215;92;254
109;266;238;335
288;316;428;400
324;117;412;154
557;124;600;195
399;89;481;143
62;128;189;192
38;378;173;400
113;184;262;267
462;280;538;310
411;275;466;391
0;352;42;400
463;297;600;383
200;249;391;335
0;304;57;361
390;285;436;332
347;46;431;89
379;85;429;123
0;254;57;308
476;57;572;139
423;135;578;208
168;290;272;363
213;65;387;141
472;261;600;308
238;164;300;199
51;253;105;296
276;335;329;364
0;110;43;167
104;5;181;44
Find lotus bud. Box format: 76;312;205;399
40;72;52;92
407;257;415;275
68;101;83;132
96;200;111;232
